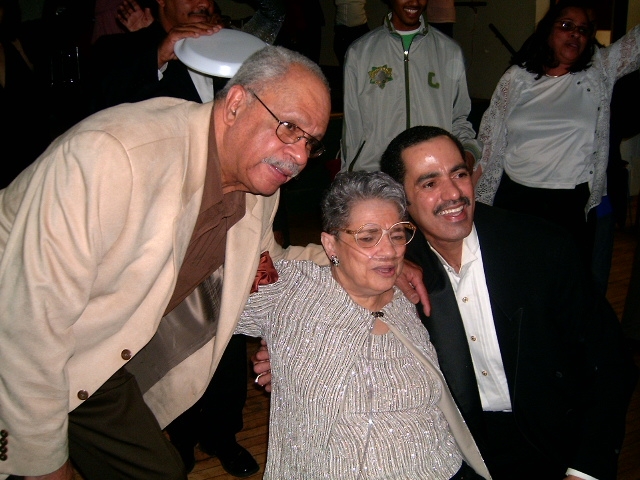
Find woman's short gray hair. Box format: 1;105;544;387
215;45;328;99
321;171;408;235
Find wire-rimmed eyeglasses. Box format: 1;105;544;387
341;222;417;248
247;89;326;158
554;20;592;37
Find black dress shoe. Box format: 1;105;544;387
200;441;259;477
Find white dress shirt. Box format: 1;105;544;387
431;227;598;480
431;225;512;411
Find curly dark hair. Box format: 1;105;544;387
510;0;597;79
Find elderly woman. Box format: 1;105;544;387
475;0;640;269
235;171;490;479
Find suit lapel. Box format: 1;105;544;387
474;204;521;392
386;323;491;479
406;230;486;441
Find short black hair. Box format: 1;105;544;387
380;126;466;184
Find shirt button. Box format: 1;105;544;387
77;390;89;401
470;335;477;341
462;296;469;303
482;370;488;376
121;349;132;361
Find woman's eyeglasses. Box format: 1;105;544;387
555;20;592;37
341;222;417;248
248;89;326;158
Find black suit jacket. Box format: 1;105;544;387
405;202;638;480
89;22;203;112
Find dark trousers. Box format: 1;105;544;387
493;173;596;272
68;368;186;480
482;411;566;480
165;334;248;451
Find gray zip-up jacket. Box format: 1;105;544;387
341;13;481;172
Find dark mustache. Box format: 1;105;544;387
434;197;471;215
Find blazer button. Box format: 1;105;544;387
0;438;6;445
121;349;132;361
0;430;7;438
0;453;6;461
77;390;89;400
0;446;6;453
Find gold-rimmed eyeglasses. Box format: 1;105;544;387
554;20;592;37
341;222;417;248
247;89;326;158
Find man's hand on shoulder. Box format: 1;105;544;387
397;259;430;316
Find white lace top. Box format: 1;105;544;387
476;25;640;217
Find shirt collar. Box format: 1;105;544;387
430;224;479;276
385;12;428;35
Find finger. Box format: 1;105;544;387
252;360;271;375
416;281;431;317
253;348;270;362
254;371;271;387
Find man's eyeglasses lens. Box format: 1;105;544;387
556;20;591;37
276;122;325;158
345;222;416;248
248;89;326;158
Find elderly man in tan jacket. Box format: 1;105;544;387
0;46;334;480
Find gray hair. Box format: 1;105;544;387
215;45;329;99
321;171;408;235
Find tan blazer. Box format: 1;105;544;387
0;97;325;476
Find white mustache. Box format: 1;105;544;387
262;158;301;179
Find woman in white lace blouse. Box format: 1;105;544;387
236;171;490;479
475;0;640;268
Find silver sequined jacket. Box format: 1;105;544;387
236;260;473;479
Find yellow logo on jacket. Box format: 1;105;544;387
369;65;393;89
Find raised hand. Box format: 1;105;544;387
116;0;153;33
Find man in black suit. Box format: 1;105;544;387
87;0;259;476
89;0;226;109
379;125;638;480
